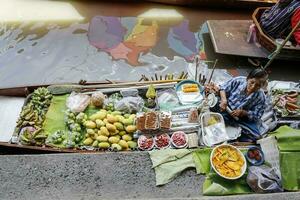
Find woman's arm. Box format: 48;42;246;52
219;90;227;111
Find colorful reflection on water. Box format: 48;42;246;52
0;17;206;88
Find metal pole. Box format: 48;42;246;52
208;59;218;83
263;20;300;70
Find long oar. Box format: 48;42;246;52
263;20;300;70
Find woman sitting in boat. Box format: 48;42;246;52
260;0;300;46
211;68;268;142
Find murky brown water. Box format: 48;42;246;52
0;1;299;89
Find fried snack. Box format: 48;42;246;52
182;84;199;93
212;146;245;178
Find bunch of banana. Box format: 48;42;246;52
16;103;41;134
30;87;52;115
19;128;47;146
15;87;52;135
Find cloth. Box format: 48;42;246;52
260;0;300;39
149;149;196;186
291;8;300;45
269;125;300;151
193;148;252;196
219;76;266;121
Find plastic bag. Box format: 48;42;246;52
157;89;180;111
114;96;144;113
103;93;122;111
120;89;139;97
66;92;90;113
247;165;283;193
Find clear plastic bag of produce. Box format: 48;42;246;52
114;96;144;114
157;89;181;111
103;93;123;111
66;92;90;113
246;165;283;193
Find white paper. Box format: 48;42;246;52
0;96;25;142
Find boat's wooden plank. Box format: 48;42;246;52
0;96;25;142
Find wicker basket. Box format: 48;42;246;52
252;7;300;57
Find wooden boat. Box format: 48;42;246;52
0;80;181;154
146;0;276;8
252;7;300;59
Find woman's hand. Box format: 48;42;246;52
231;109;247;118
219;100;227;111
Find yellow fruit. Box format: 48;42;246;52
92;140;99;147
122;134;133;141
100;109;107;114
118;140;129;149
98;142;110;149
125;125;136;133
127;141;137;149
95;119;105;128
91;133;98;140
103;119;108;125
106;123;117;132
107;114;118;124
108;136;120;144
89;111;107;121
109;130;118;136
119;131;126;136
122;118;133;126
97;135;108;142
124;114;130;118
129;114;136;120
83;137;93;146
85;121;96;129
111;143;122;151
85;133;89;138
114;122;124;131
116;115;125;123
100;127;110;136
115;135;121;140
86;129;95;135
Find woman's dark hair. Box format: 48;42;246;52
247;68;268;80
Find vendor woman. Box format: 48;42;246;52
213;68;268;141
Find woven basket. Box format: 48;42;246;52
252;7;300;56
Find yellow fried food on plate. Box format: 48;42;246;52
182;84;199;93
212;146;245;178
